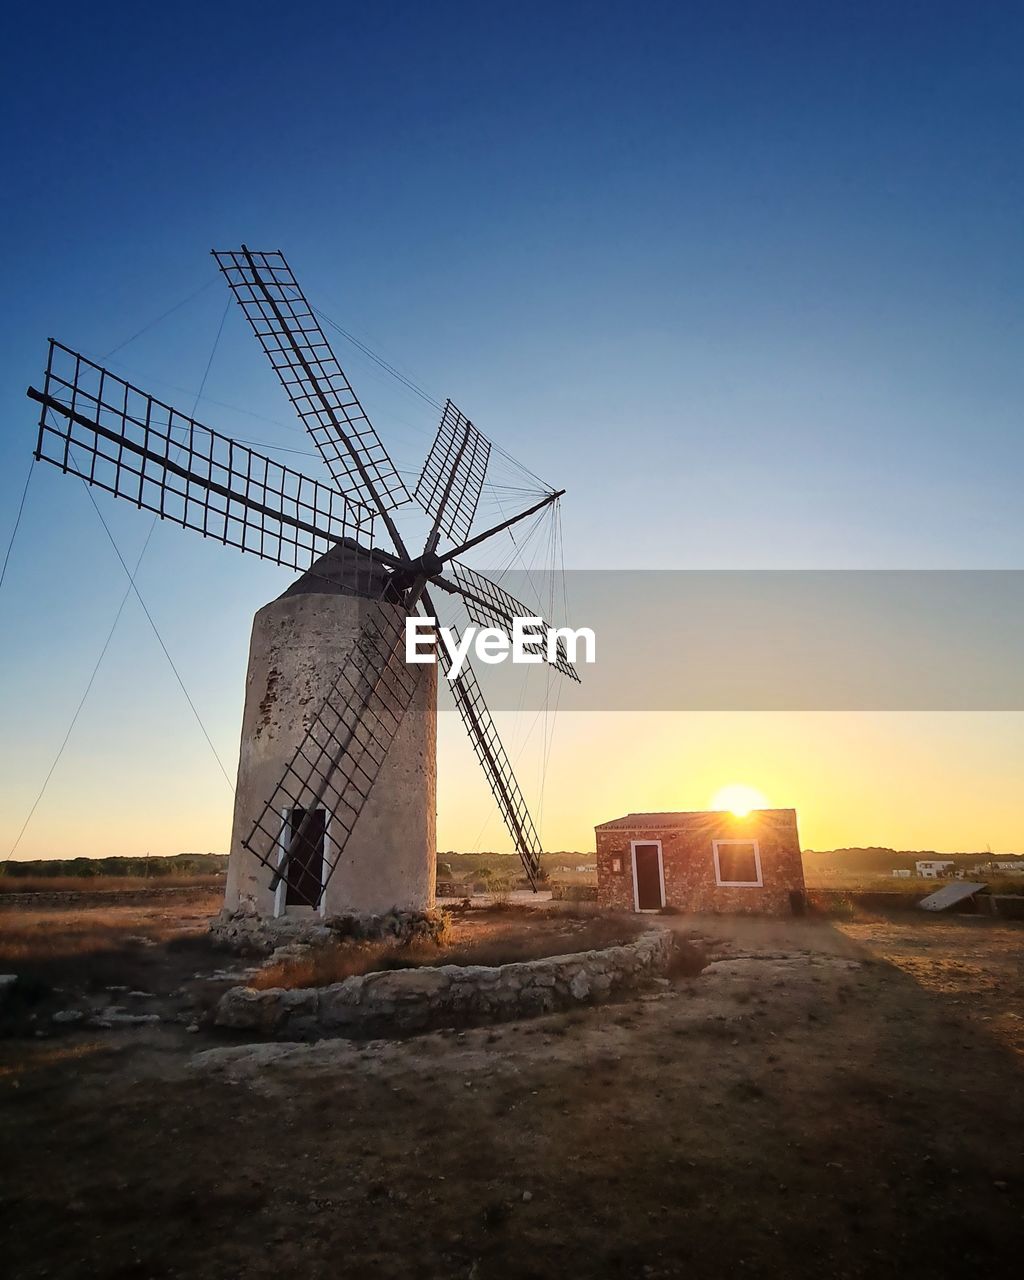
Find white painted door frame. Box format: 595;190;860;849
273;808;289;918
273;807;329;917
630;838;666;912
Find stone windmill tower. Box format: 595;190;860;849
27;247;579;921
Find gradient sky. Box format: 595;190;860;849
2;1;1022;859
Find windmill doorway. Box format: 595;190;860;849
631;840;665;911
275;807;327;916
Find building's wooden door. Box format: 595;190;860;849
284;806;326;906
632;841;664;910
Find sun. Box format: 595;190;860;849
710;784;769;818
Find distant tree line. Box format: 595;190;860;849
0;853;228;879
802;847;1013;873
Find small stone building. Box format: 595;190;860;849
595;809;805;915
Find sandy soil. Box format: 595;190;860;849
1;893;1022;1280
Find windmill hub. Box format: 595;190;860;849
403;550;446;580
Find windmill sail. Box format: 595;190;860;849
29;341;374;576
214;247;410;515
439;626;544;885
415;400;491;545
448;561;580;682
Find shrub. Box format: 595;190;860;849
554;884;597;902
825;893;857;919
666;939;709;979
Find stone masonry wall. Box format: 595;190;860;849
210;905;448;955
214;928;674;1038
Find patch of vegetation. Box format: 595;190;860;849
806;891;858;919
666;939;709;979
0;874;223;895
0;853;226;891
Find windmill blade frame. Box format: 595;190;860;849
213;246;411;519
414;400;491;546
447;560;580;682
434;617;544;886
28;340;375;577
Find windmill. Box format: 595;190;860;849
25;247;579;918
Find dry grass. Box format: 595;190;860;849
251;941;410;989
545;869;596;885
0;886;224;1036
0;911;133;966
0;874;222;895
0;892;222;996
803;869;1024;896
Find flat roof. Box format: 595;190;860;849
595;808;796;830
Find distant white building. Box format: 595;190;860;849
916;859;956;879
993;860;1024;875
892;869;912;879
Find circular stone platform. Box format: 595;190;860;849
214;928;675;1039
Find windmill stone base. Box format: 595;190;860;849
223;587;437;921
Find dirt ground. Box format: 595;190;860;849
1;891;1022;1280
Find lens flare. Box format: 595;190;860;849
710;784;769;818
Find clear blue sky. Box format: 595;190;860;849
1;1;1022;857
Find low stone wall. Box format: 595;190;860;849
980;894;1024;920
209;906;449;955
215;928;674;1038
550;883;599;902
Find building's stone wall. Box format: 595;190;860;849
214;929;674;1038
596;810;805;915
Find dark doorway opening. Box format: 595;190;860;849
284;807;326;906
633;842;664;910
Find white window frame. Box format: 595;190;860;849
274;807;330;918
630;839;666;912
712;838;763;888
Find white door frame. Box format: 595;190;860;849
318;824;331;918
630;839;666;912
273;808;289;918
273;807;330;917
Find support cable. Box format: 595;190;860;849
73;468;235;794
5;572;137;860
100;276;219;360
0;460;34;596
5;303;233;859
313;299;553;495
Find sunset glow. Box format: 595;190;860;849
710;784;769;818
